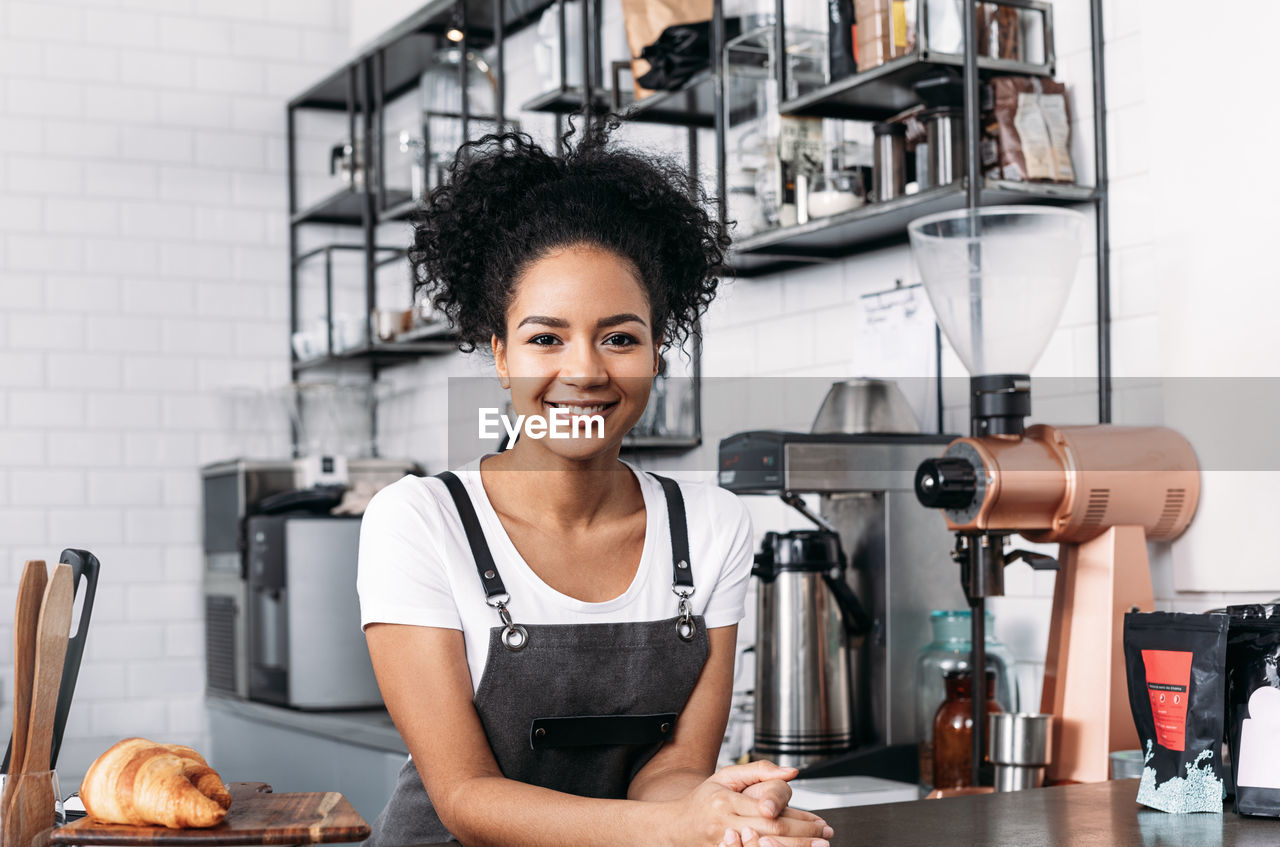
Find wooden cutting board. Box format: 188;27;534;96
52;783;370;845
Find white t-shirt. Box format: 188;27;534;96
357;454;754;694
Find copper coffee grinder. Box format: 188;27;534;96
906;207;1201;784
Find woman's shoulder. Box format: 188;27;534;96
640;469;748;524
363;472;454;529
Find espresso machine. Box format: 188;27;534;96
720;379;966;777
906;206;1201;784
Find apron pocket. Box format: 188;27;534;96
530;713;678;749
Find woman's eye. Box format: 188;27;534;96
529;334;560;346
603;333;639;347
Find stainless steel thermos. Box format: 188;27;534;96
753;529;869;768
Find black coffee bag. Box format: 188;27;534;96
1226;604;1280;817
1123;611;1228;813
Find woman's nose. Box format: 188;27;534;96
559;341;608;385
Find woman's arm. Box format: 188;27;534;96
628;626;831;841
627;625;738;801
365;623;831;847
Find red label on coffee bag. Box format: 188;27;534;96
1142;649;1193;751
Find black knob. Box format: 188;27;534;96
915;457;978;509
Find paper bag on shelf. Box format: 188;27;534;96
620;0;712;100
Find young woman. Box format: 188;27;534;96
357;118;835;847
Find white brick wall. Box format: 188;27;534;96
0;0;350;788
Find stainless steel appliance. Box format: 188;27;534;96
203;460;296;699
721;430;964;767
246;515;381;710
752;529;868;768
720;378;965;779
202;458;417;703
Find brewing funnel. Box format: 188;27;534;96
907;206;1086;376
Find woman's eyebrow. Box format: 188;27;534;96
516;313;648;329
596;312;647;329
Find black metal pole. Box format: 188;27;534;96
459;0;470;145
324;246;335;358
961;1;986;785
962;0;982;210
286;101;300;454
712;0;727;224
360;58;376;355
970;586;986;787
494;0;505;128
773;0;787;104
1090;0;1112;423
580;0;595;122
374;49;386;213
935;324;944;434
556;0;567;102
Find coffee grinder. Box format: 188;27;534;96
906;206;1201;784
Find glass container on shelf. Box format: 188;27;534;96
420;45;501;192
724;27;824;232
914;609;1019;789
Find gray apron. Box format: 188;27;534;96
363;471;711;847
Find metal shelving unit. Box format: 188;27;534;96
709;0;1110;424
729;180;1095;278
286;0;710;452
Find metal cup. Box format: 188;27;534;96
989;712;1053;792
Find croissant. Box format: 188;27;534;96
80;738;233;829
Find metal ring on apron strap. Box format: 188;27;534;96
488;596;528;652
672;584;697;642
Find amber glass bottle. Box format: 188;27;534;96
932;668;1002;790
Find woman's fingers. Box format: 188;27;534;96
730;808;830;842
738;827;830;847
741;778;792;818
709;760;800;792
779;807;828;827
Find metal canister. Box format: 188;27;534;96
872;122;907;202
989;712;1053;791
921;106;967;188
753;529;868;768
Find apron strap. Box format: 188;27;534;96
435;471;508;603
437;467;696;643
647;473;693;591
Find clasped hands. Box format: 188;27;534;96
678;760;833;847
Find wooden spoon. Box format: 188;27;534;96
2;560;47;839
14;564;73;846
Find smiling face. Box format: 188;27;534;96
492;244;660;461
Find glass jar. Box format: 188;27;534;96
932;668;1002;790
419;46;499;191
807;170;865;218
914;609;1019;789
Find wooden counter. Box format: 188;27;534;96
409;779;1279;847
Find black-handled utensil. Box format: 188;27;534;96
50;548;99;770
1;548;100;773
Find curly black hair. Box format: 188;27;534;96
408;114;731;354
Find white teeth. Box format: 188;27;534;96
549;403;607;415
